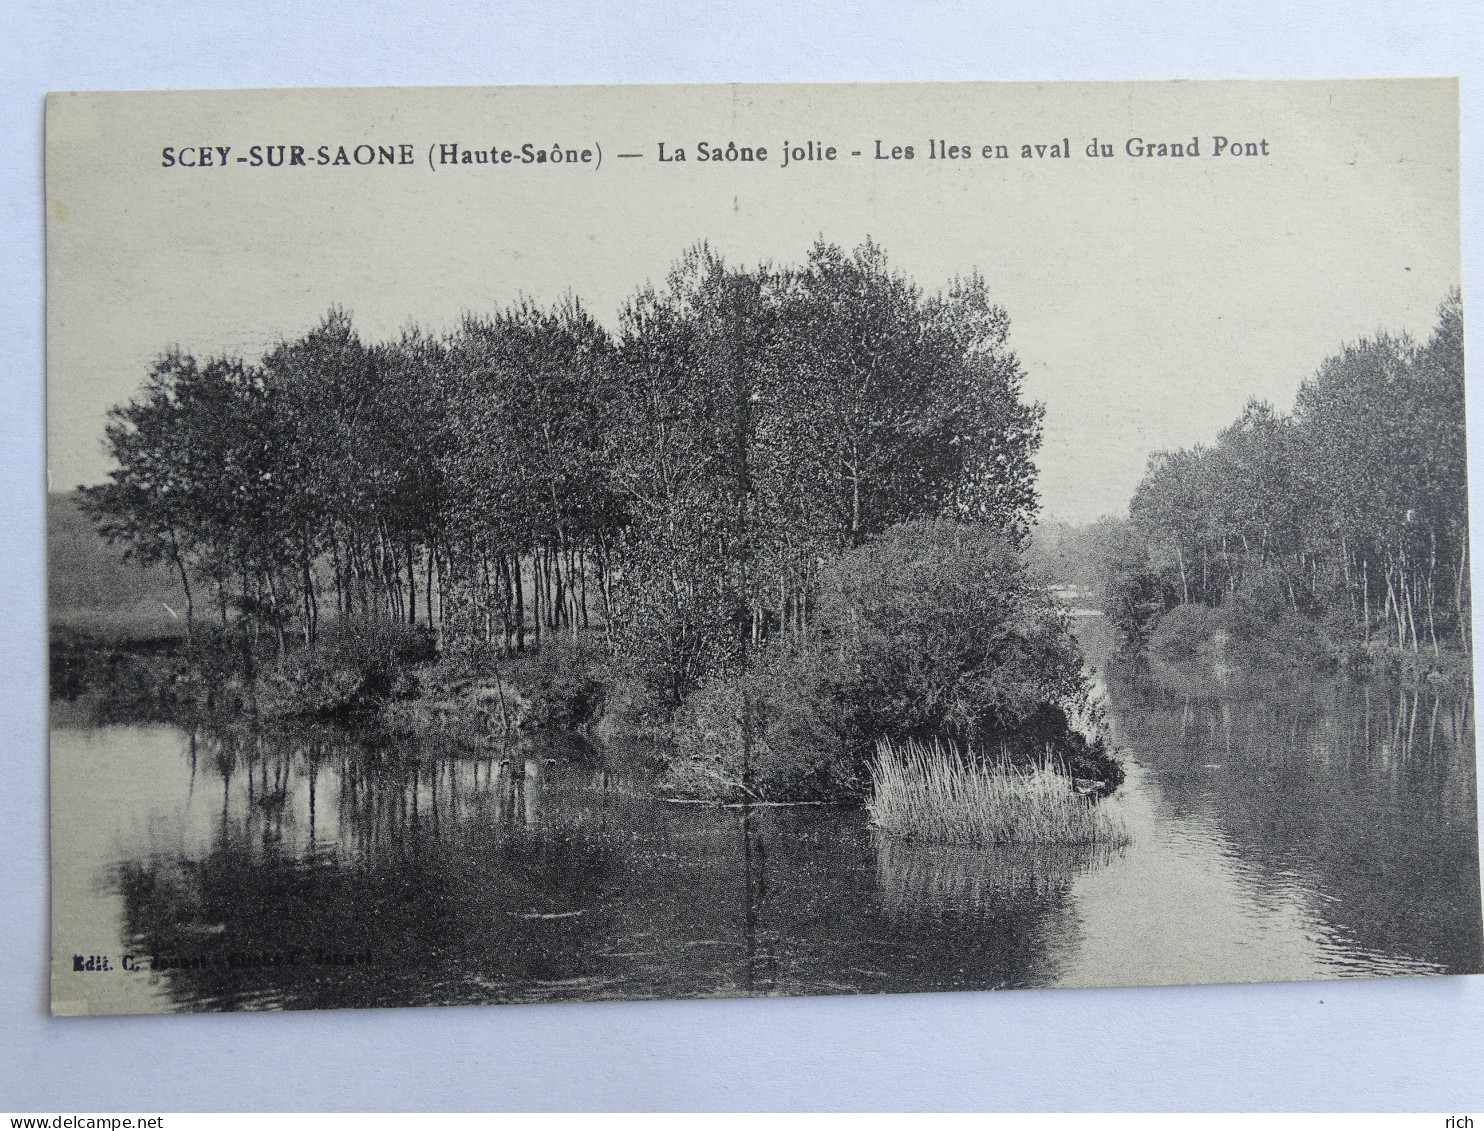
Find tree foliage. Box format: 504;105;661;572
669;520;1113;801
1109;290;1468;655
84;241;1047;708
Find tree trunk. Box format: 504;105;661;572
1361;556;1370;641
578;544;590;630
167;528;194;641
426;542;436;638
407;540;418;627
515;551;528;651
265;570;286;657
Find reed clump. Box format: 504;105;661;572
867;737;1128;847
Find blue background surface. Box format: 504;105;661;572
3;0;1482;1111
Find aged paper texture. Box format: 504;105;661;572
46;80;1478;1015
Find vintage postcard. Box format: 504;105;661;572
46;80;1479;1015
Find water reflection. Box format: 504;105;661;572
81;725;617;1010
53;718;1102;1009
49;645;1481;1013
1078;649;1482;984
875;837;1121;921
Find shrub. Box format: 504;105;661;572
812;520;1095;746
592;670;671;743
667;519;1118;800
667;644;856;801
812;519;1111;785
1148;566;1334;670
504;634;612;731
867;737;1127;846
273;616;436;717
1147;602;1222;660
1222;568;1325;657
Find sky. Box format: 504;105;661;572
45;79;1460;525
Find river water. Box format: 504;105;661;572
50;627;1483;1013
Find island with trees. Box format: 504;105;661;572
58;239;1123;840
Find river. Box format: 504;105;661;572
50;625;1482;1013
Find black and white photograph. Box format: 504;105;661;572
45;79;1479;1018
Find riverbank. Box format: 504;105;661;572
1141;601;1473;689
50;618;1124;808
49;623;613;737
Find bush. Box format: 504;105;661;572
272;617;436;717
1147;567;1334;671
814;519;1102;758
667;519;1118;800
1146;603;1222;660
181;627;261;697
594;669;681;744
504;634;612;731
610;541;741;711
667;644;856;801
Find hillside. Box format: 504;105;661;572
48;490;189;641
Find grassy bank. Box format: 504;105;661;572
1144;599;1472;689
867;737;1128;847
49;619;637;752
52;618;1123;808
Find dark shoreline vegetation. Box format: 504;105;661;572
1037;290;1471;688
58;240;1122;835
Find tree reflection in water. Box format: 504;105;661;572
117;723;621;1011
110;719;1114;1009
1100;652;1482;977
99;649;1478;1014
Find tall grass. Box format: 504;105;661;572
867;737;1127;846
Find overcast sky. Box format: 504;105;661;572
46;79;1459;525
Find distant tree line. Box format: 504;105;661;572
85;240;1044;704
1107;290;1467;654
